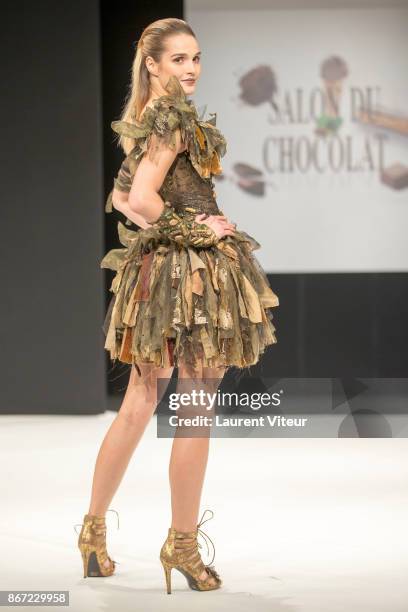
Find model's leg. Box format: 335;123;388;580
169;361;225;584
88;362;173;567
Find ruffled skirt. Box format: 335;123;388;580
100;221;279;374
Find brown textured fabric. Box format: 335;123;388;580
101;75;279;373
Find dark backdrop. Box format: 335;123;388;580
2;0;106;414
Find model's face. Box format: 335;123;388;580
146;33;201;96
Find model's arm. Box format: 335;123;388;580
108;130;183;228
111;188;152;229
127;131;184;221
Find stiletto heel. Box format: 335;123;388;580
159;509;222;593
74;508;120;578
80;547;91;579
161;560;172;594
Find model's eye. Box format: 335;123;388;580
174;56;201;63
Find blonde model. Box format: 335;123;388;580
76;17;279;594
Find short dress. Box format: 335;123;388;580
101;75;279;375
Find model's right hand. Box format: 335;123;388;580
195;213;236;239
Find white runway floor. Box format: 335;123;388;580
1;411;407;612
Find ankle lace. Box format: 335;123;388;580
191;509;217;567
175;510;215;567
73;507;120;534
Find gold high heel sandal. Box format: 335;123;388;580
74;508;120;578
159;509;222;594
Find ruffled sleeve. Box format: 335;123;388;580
105;75;227;216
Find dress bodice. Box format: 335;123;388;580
158;151;221;217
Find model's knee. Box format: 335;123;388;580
119;403;154;427
119;386;154;426
128;380;157;407
128;363;173;404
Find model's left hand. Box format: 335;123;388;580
195;213;237;233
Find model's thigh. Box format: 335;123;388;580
201;366;225;421
177;361;225;386
202;365;226;382
174;361;202;420
175;361;225;425
177;360;203;380
125;362;174;405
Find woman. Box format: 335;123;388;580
76;17;279;593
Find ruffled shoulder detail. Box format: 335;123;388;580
110;75;227;183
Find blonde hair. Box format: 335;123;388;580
116;18;196;155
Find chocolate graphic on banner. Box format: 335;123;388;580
316;55;349;136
